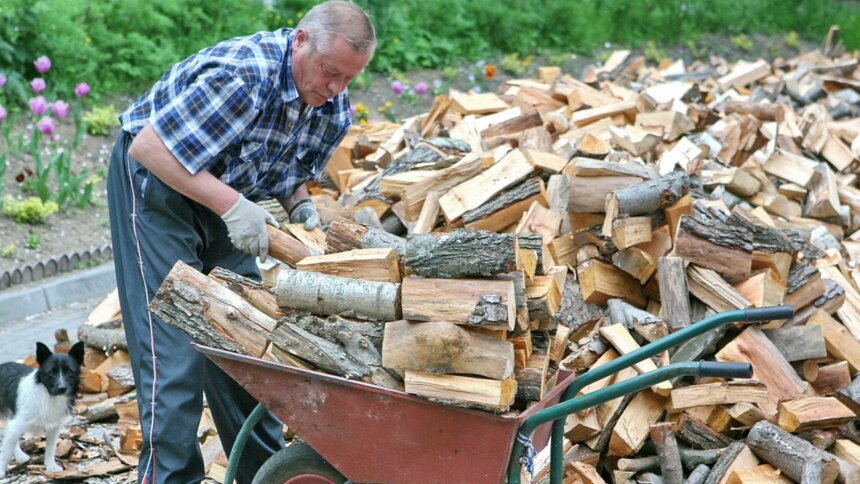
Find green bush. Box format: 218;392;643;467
3;196;59;224
1;0;859;96
83;105;120;136
0;243;15;258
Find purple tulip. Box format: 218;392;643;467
390;80;405;95
414;81;429;95
349;105;357;116
29;96;48;116
37;116;55;136
0;105;6;125
52;100;70;119
30;78;46;93
0;74;6;88
74;82;91;97
33;56;52;74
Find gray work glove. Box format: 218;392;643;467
289;199;321;230
220;194;279;262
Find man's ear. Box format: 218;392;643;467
36;342;52;366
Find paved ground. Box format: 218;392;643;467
0;295;105;362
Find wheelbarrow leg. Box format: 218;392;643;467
224;402;268;484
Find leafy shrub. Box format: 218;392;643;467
25;232;40;249
731;34;753;51
83;105;119;136
0;243;15;258
2;196;58;224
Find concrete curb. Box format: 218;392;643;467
0;262;117;325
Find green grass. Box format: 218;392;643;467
1;0;858;99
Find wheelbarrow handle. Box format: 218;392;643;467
699;361;752;378
508;361;752;484
744;305;793;322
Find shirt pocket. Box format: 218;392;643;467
239;141;265;165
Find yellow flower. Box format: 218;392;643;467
384;101;393;108
378;106;386;113
355;103;366;113
360;118;368;125
484;65;496;79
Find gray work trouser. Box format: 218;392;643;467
107;130;284;484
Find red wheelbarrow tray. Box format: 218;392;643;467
197;344;576;484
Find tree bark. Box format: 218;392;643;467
651;423;684;484
275;268;400;321
268;323;371;380
746;421;840;484
326;217;407;257
209;266;284;319
686;464;710;484
609;171;690;216
406;229;516;278
77;325;127;353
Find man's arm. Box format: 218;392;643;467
129;123;239;216
277;182;311;214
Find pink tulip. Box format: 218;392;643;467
29;96;48;116
52;100;69;119
0;105;6;125
0;74;6;88
415;81;429;95
74;82;91;97
37;117;55;136
33;56;52;74
390;80;405;95
30;78;46;93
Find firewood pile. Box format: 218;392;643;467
9;28;860;483
149;27;860;484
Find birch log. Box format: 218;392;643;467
275;268;401;321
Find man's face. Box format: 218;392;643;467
291;29;371;107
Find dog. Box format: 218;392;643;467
0;341;84;477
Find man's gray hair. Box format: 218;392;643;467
297;1;376;56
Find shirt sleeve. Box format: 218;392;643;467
150;69;257;175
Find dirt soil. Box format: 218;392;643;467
0;33;812;279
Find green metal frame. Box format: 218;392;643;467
507;305;792;484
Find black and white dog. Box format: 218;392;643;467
0;341;84;477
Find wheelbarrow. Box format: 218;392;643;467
200;305;792;484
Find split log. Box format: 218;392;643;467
761;326;827;362
296;248;400;283
403;370;517;412
106;364;135;397
674;216;753;281
514;331;551;403
150;261;276;357
686;265;751;313
439;149;535;222
275;268;400;321
266;225;314;266
808;309;860;373
676;414;733;450
667;381;768;412
608;389;666;456
285;313;383;366
382;320;514;380
658;256;692;331
567;157;658;179
405;229;515;278
325;217;406;257
599;323;672;396
401;152;485;220
81;391;137;423
777;396;855;432
463;177;547;232
578;259;646;307
208;266;284;319
567;175;643;213
746;421;840;484
400;277;515;329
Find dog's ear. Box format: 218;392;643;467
36;342;52;366
69;341;85;366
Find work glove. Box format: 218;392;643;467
289;199;321;230
220;194;279;262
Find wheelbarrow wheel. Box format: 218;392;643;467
253;442;346;484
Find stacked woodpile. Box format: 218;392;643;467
147;28;860;483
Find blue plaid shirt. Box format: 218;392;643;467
120;29;351;201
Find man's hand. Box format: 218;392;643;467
220;194;279;262
289;199;321;230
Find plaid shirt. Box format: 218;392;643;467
120;29;351;201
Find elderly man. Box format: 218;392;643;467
106;2;375;482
